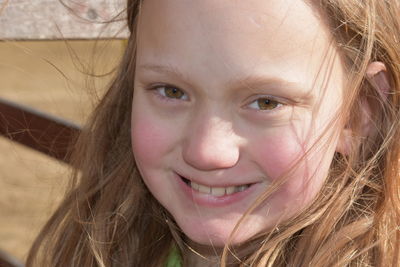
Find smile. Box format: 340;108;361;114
181;177;251;197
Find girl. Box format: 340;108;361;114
27;0;400;266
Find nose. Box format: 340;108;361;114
182;115;240;171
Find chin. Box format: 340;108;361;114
179;221;259;248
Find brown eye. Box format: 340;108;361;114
250;98;282;110
158;86;187;99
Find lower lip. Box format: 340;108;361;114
176;173;259;207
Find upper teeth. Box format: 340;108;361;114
190;181;250;196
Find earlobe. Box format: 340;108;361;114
336;128;352;155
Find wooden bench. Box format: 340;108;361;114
0;1;128;266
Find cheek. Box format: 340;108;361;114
131;111;174;169
252;130;335;207
253;132;306;180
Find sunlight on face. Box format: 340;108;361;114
131;0;345;247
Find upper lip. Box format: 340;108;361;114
176;172;260;187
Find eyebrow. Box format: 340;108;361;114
137;64;314;101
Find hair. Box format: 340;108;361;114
27;0;400;266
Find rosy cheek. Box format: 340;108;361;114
131;114;172;169
254;133;304;180
254;132;319;199
254;129;333;213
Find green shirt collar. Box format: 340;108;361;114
166;245;182;267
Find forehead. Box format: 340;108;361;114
136;0;343;93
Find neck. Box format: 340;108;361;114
184;243;221;267
183;239;254;267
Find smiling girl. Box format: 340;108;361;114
27;0;400;266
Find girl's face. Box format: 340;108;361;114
132;0;346;247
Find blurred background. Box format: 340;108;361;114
0;0;127;263
0;38;125;264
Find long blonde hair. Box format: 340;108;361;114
27;0;400;266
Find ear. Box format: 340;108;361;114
365;61;390;98
336;61;390;155
336;128;352;156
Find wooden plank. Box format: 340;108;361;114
0;0;129;40
0;98;81;163
0;249;23;267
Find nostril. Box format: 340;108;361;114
182;144;240;171
181;121;240;171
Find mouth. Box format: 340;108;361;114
180;176;253;197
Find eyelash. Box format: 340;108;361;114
149;84;189;101
247;97;284;112
148;84;285;112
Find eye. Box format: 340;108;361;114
156;85;188;100
248;97;283;110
